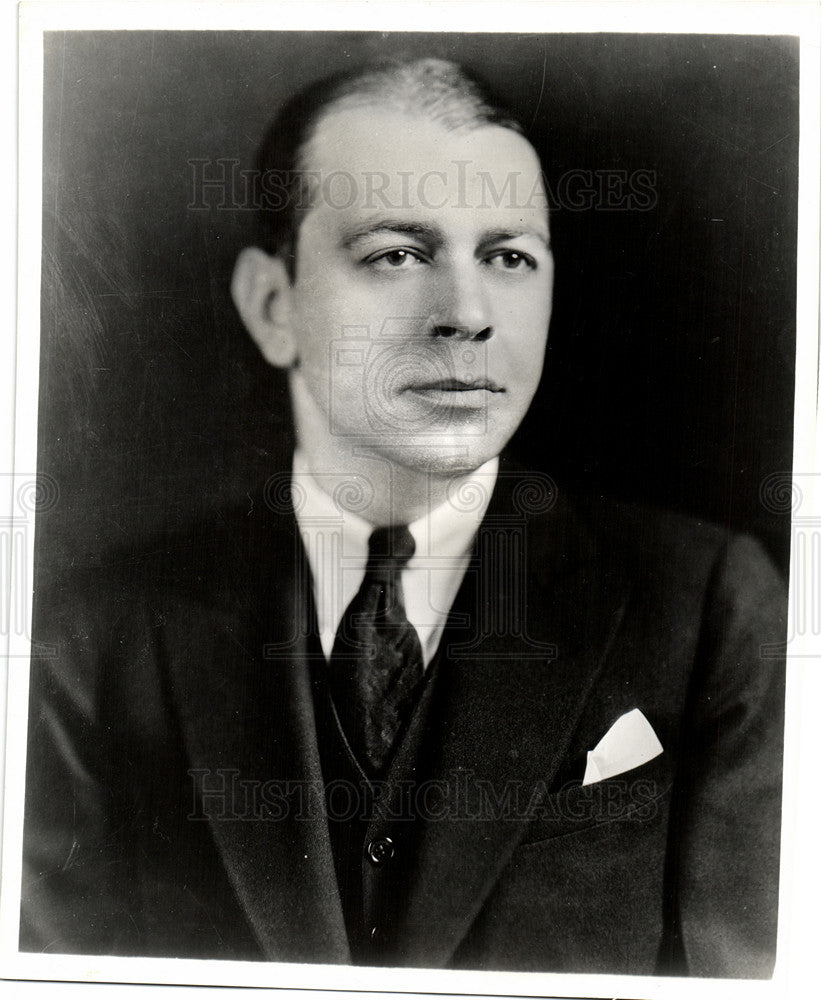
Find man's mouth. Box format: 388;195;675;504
406;377;505;393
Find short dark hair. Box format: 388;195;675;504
252;57;526;277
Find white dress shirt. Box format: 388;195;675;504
292;451;499;666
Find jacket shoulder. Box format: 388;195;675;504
549;485;783;595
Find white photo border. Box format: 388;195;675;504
2;3;819;999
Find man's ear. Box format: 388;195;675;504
231;247;298;368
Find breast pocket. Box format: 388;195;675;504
518;751;674;845
459;753;676;974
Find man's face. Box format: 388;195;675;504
286;104;553;476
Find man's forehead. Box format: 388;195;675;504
300;104;549;226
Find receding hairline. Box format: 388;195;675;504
292;57;526;175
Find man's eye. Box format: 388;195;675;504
486;250;537;271
364;248;427;270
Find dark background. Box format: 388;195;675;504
36;31;798;577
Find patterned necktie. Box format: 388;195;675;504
329;525;425;777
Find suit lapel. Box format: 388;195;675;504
393;469;632;967
158;465;630;968
162;492;350;963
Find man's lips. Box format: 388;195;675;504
405;378;505;393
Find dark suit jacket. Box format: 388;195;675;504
19;462;786;977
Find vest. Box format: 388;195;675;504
311;643;444;965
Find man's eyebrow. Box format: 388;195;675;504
479;227;551;250
341;221;443;249
339;221;551;252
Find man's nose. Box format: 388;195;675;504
428;261;493;342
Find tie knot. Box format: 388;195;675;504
366;525;416;571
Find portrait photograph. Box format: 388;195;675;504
1;3;818;999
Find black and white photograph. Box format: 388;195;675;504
1;2;818;997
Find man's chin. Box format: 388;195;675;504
369;436;506;479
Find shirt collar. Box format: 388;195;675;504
291;451;499;663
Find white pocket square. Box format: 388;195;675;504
582;708;663;786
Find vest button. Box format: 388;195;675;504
366;836;395;865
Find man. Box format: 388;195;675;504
20;58;786;977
